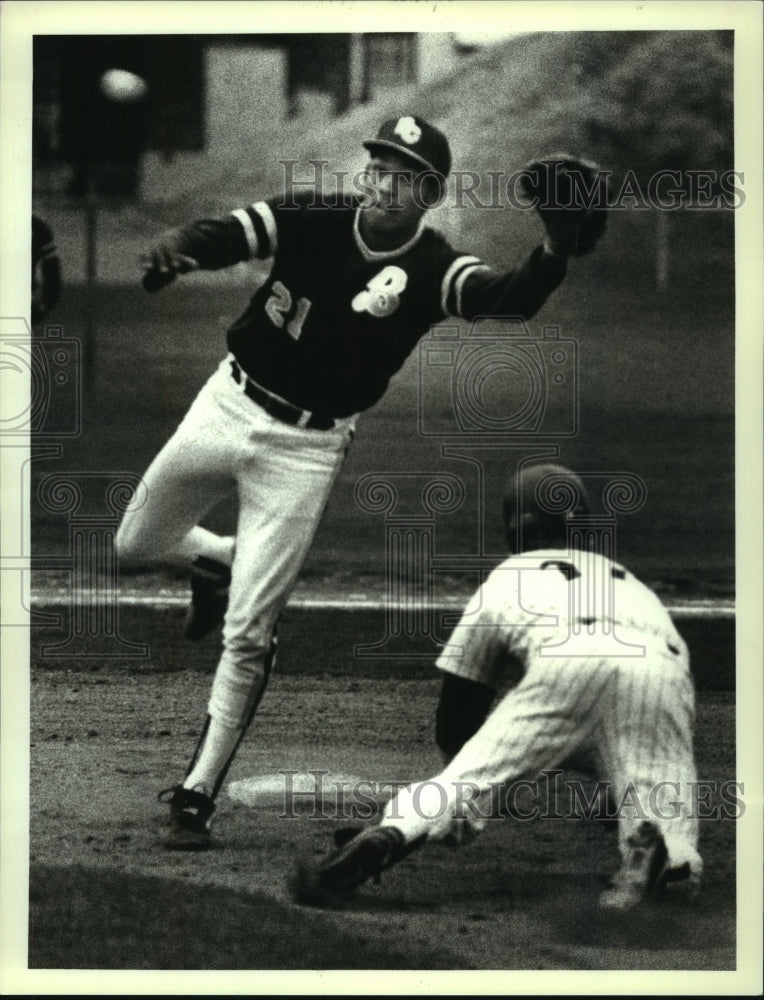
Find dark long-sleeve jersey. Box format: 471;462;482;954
32;214;61;322
170;193;567;417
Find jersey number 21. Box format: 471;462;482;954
265;280;312;340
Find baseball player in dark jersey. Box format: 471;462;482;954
116;115;596;850
32;214;61;326
294;464;702;912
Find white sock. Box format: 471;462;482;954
184;716;242;796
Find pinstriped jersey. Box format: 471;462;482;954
174;192;567;417
436;549;689;689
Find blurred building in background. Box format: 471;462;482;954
33;33;478;199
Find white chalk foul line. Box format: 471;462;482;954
29;590;735;618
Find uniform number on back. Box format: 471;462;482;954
265;280;312;340
540;560;580;581
541;560;627;582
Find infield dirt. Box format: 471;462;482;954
29;653;736;971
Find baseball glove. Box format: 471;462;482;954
520;154;608;257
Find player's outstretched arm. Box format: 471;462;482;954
454;154;608;322
141;230;199;291
140;216;252;292
458;246;568;322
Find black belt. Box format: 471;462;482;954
229;360;335;430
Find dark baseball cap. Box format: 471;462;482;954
363;115;452;177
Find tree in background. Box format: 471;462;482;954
583;31;734;290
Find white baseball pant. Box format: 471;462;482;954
381;639;701;878
116;355;356;727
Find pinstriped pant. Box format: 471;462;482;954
382;643;701;876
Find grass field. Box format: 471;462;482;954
30;263;734;597
28;29;737;600
29;28;738;598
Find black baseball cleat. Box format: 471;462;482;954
159;785;216;851
184;557;231;641
657;860;702;903
293;825;418;908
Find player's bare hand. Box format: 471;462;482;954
140;232;199;291
140;242;199;275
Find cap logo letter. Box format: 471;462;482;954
394;116;422;145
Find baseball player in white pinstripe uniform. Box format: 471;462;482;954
296;464;702;912
116;116;592;850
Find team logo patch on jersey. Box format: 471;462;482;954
352;266;408;318
394;116;422;145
